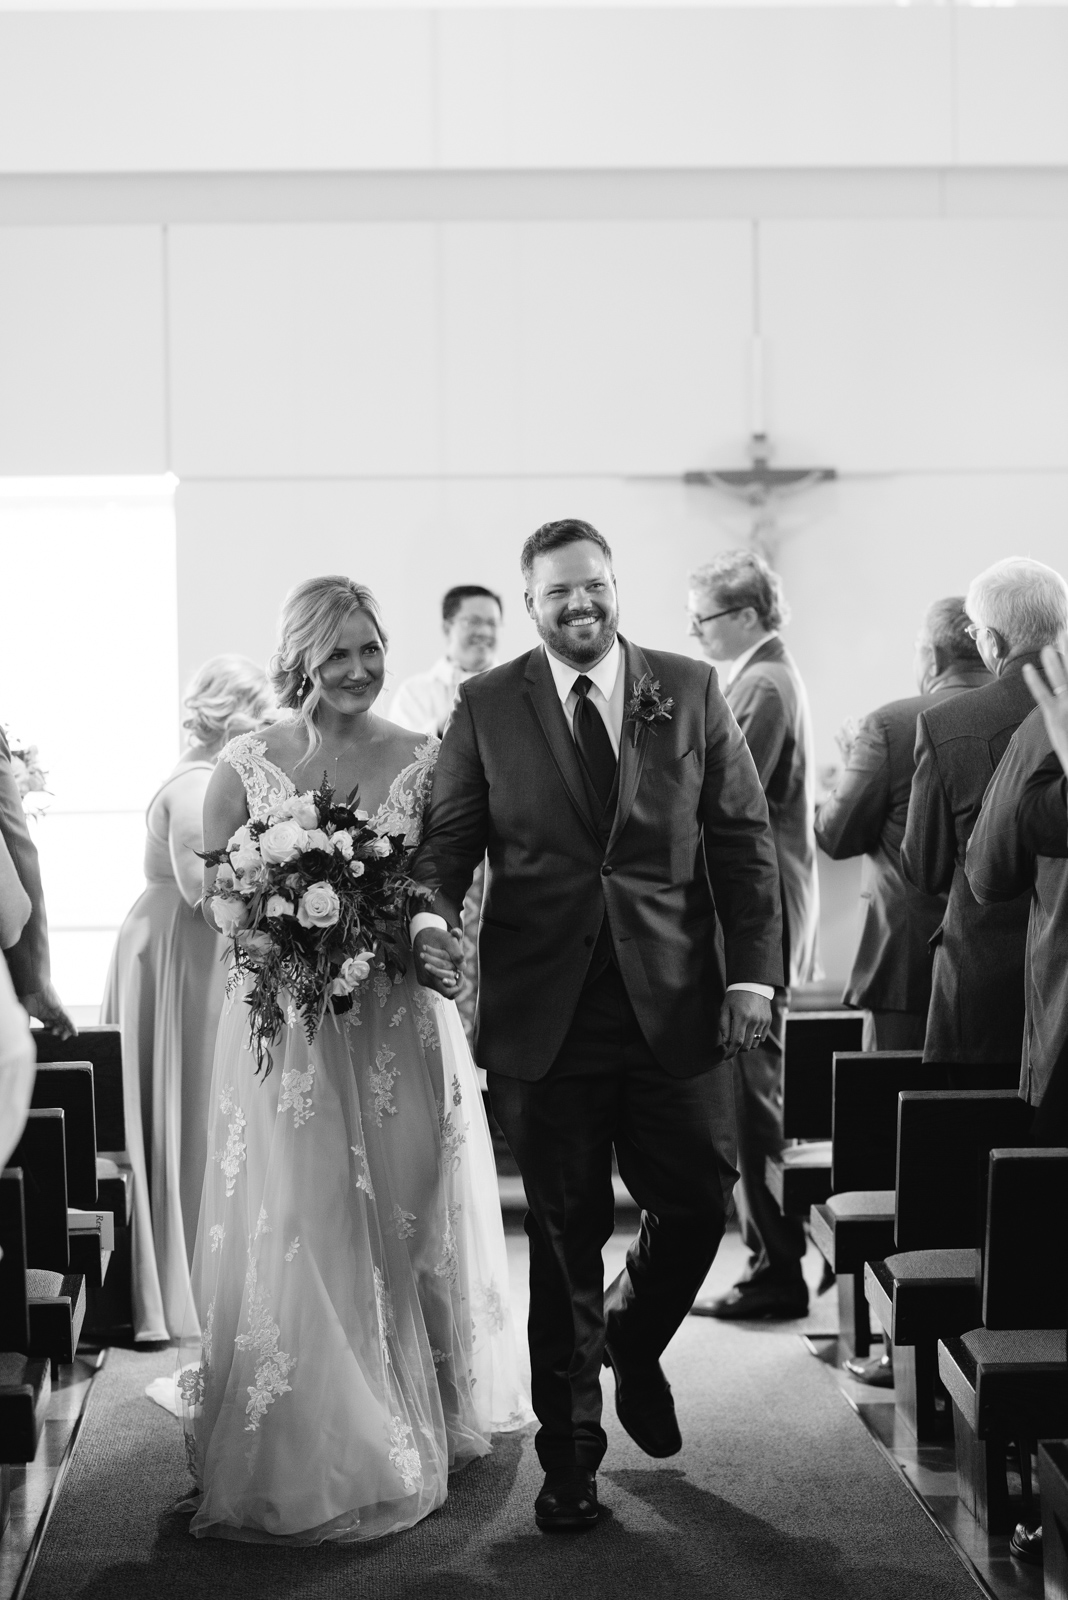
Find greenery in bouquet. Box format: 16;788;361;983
3;725;51;816
201;774;430;1075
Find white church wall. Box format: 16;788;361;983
762;219;1068;473
0;7;1064;175
0;225;166;473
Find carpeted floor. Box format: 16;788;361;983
26;1234;981;1600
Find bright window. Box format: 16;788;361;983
0;476;179;1011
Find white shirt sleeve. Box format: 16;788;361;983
411;911;450;938
725;982;775;1000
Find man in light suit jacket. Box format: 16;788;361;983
0;726;74;1038
816;599;990;1051
411;520;782;1533
685;549;819;1322
902;558;1068;1065
965;704;1068;1105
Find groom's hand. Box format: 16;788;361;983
718;991;772;1059
414;926;464;998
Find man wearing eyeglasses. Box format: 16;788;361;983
902;557;1068;1066
687;549;820;1323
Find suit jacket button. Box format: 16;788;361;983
601;864;613;876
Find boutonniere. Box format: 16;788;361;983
623;673;675;747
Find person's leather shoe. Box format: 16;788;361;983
690;1282;809;1322
603;1342;682;1458
843;1351;894;1388
534;1469;599;1533
1010;1524;1043;1566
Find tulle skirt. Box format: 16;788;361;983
178;964;531;1544
102;881;227;1341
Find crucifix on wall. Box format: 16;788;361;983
685;233;836;563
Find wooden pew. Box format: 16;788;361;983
30;1065;111;1288
764;1011;865;1217
810;1057;1020;1359
0;1171;52;1473
1038;1441;1068;1600
938;1147;1068;1532
864;1092;1033;1441
31;1026;131;1222
809;1052;932;1358
7;1114;87;1370
31;1026;132;1334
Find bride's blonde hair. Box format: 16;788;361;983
269;575;388;765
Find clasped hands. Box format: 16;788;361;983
414;926;464;997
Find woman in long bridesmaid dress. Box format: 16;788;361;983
102;656;273;1341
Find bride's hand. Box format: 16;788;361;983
414;927;464;998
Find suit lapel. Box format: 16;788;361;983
522;649;603;847
606;638;652;853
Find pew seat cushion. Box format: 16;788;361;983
865;1250;980;1345
810;1191;895;1273
766;1142;832;1215
938;1328;1068;1436
26;1269;87;1365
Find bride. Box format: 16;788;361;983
179;575;530;1544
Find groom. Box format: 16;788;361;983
412;520;782;1532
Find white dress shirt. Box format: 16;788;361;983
388;656;478;739
413;638;773;1001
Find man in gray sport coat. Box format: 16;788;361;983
411;520;782;1533
816;599;989;1051
685;550;819;1322
902;557;1068;1064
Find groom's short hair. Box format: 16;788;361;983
521;519;613;583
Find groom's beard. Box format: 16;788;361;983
535;605;619;667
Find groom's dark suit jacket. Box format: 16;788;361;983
411;636;783;1082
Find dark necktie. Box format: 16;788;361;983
573;676;617;810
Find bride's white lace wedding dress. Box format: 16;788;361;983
178;733;531;1544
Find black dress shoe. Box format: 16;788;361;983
534;1469;599;1533
843;1352;894;1388
690;1283;809;1322
1010;1524;1043;1566
603;1343;682;1458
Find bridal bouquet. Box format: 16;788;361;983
3;726;50;817
202;776;429;1074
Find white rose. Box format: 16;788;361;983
304;828;332;853
215;864;237;891
350;859;366;879
330;830;354;860
227;824;256;852
297;881;341;929
260;819;307;864
265;894;295;919
359;836;391;859
215;896;251;934
330;975;352;998
278;794;319;830
354;809;370;822
340;953;372;987
230;847;263;880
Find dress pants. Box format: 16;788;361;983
488;963;737;1474
862;1010;928;1053
731;987;807;1289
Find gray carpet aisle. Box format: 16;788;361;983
26;1321;979;1600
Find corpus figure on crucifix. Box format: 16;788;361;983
685;433;836;563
